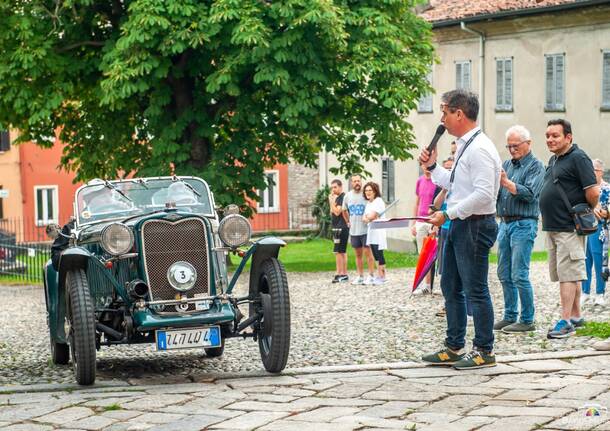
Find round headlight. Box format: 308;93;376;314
101;223;134;256
218;214;251;248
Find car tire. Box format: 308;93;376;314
66;269;96;385
204;340;225;358
257;258;290;373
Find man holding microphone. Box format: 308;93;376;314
418;89;502;370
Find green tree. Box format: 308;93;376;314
0;0;434;207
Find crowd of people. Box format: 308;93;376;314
331;88;610;368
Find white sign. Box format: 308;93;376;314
0;190;8;199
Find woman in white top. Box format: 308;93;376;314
362;182;387;284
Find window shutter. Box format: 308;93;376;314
463;62;471;90
602;52;610;108
545;55;554;109
505;59;513;107
496;60;504;107
388;159;395;202
556;55;564;109
456;63;463;89
0;131;9;152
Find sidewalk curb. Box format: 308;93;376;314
1;349;608;395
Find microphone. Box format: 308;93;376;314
426;124;446;153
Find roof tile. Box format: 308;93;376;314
420;0;586;23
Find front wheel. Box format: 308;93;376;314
66;269;96;385
257;258;290;373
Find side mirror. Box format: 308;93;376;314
45;223;61;240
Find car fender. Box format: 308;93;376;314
248;237;286;314
48;247;92;344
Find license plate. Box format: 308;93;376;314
156;326;221;351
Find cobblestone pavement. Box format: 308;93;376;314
0;351;609;430
1;262;609;386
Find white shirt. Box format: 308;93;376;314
431;127;501;220
365;197;387;249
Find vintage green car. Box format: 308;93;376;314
44;176;290;385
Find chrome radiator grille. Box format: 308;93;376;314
140;217;211;309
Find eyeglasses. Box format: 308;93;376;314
440;103;458;112
505;141;529;150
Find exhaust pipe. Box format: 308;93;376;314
126;279;149;299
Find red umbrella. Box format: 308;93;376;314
412;234;438;292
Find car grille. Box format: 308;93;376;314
141;217;211;313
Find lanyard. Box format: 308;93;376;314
449;129;482;184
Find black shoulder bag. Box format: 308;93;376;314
550;157;598;236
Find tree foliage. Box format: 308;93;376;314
0;0;434;207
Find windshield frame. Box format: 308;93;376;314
73;176;216;227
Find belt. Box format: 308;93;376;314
465;213;495;221
501;216;537;223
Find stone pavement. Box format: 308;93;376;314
1;350;610;431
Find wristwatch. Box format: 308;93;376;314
428;162;437;171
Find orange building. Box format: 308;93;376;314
0;130;24;222
18;138;82;241
249;164;290;232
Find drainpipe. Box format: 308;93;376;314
460;21;485;132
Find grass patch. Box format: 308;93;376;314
103;404;123;411
576;321;610;339
232;238;548;273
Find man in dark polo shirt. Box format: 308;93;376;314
494;125;545;334
539;119;599;339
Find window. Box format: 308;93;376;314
545;53;565;111
496;58;513;111
455;61;471;90
0;131;9;152
258;171;279;213
35;186;58;225
603;51;610;110
418;69;433;113
381;158;395;203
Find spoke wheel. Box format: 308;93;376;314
66;269;96;385
257;258;290;373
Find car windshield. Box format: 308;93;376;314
75;177;214;226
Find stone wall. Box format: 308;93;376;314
287;163;319;229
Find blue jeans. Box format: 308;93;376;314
497;219;538;324
441;216;498;352
582;223;606;295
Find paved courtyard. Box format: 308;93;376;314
1;262;609;386
1;350;610;430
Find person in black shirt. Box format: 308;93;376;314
539;119;599;339
329;179;349;283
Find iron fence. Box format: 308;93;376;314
250;205;321;234
0;218;55;283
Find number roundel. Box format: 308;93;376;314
167;261;197;291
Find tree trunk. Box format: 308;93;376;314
169;52;212;169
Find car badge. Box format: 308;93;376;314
165;213;181;221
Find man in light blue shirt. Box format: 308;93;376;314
494;125;545;334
